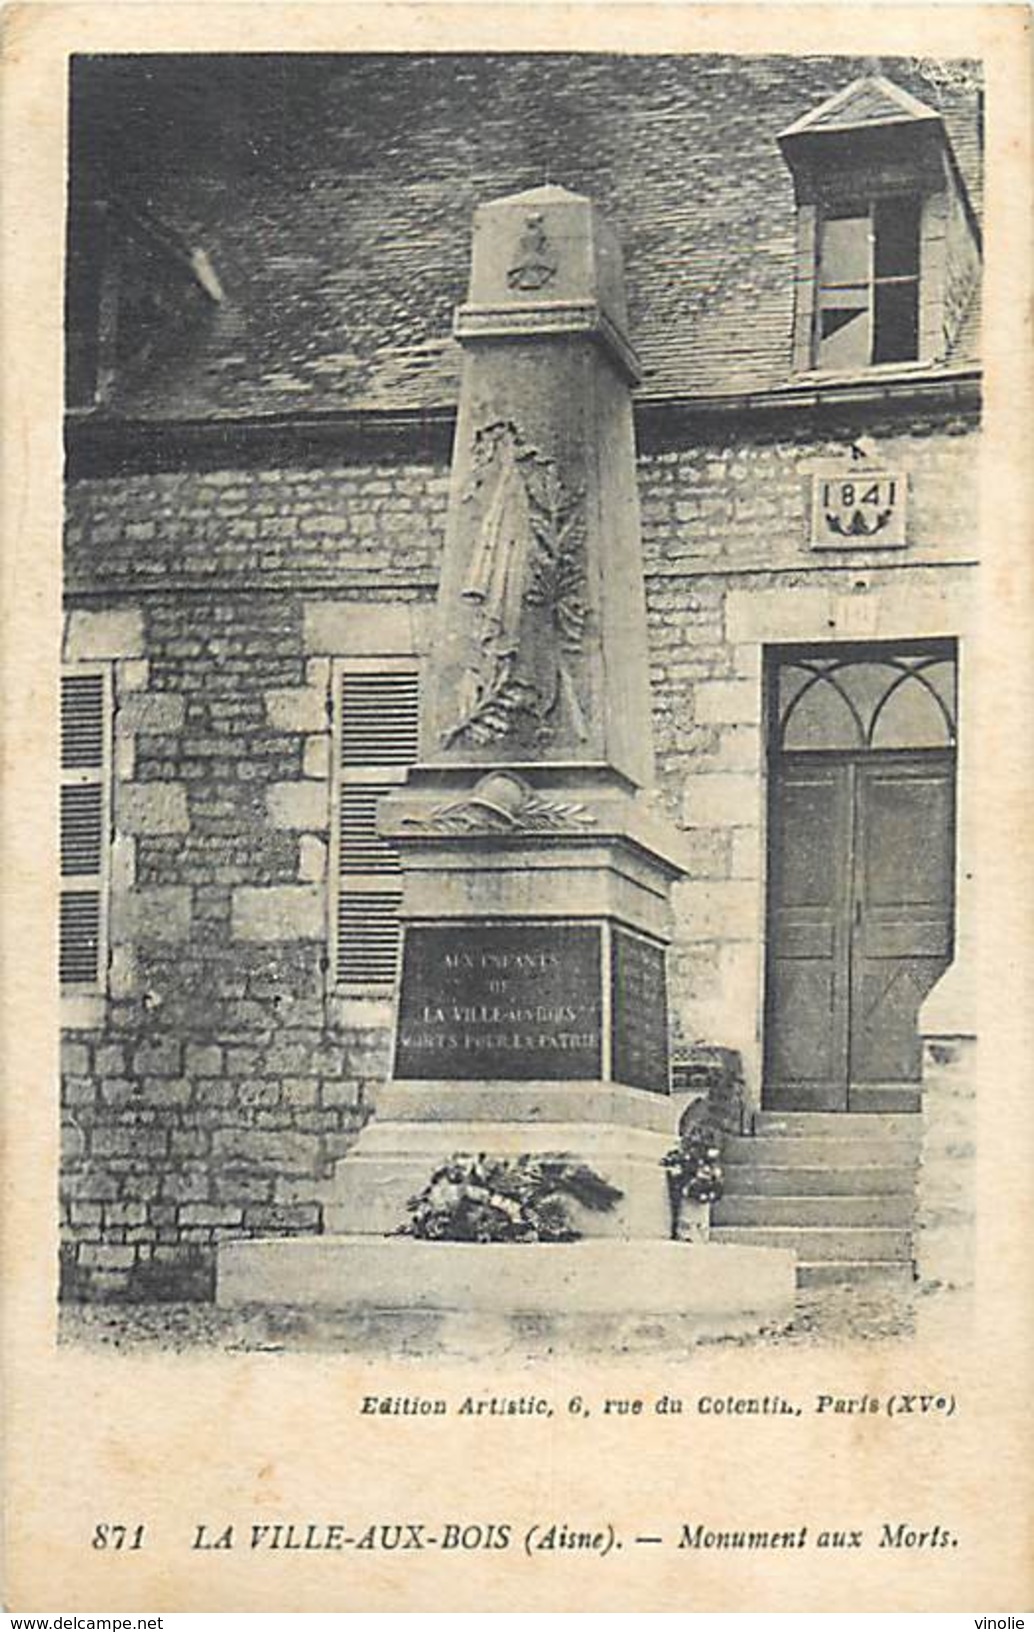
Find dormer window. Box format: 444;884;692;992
779;74;981;376
817;195;921;369
65;198;223;410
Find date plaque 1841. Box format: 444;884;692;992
393;921;670;1090
810;470;907;549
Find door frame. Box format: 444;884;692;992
761;639;958;1113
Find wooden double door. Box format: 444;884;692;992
764;750;955;1111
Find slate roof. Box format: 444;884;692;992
68;52;982;421
777;72;944;137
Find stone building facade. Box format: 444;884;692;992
61;53;981;1301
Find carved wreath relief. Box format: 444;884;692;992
403;772;596;836
442;420;588;751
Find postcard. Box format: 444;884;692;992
1;2;1032;1613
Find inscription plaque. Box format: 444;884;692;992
394;922;603;1080
611;927;669;1093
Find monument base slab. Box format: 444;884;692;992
216;1237;797;1345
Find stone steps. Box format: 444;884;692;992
711;1225;912;1262
714;1193;913;1228
750;1111;921;1141
797;1260;916;1289
725;1165;916;1197
718;1111;921;1287
725;1134;917;1168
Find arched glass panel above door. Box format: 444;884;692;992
776;648;957;753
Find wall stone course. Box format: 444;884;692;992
105;1201;149;1227
916;1037;976;1289
265;686;328;733
63;609;144;662
180;1204;245;1227
170;1130;211;1158
224;1047;261;1077
302;735;330;779
238;1081;282;1109
298;835;327;883
70;1202;104;1226
61;1041;92;1076
116;659;150;692
708;726;763;773
318;1077;363;1109
213;1172;275;1204
185;1043;224;1075
211;1127;320;1173
267;782;329;833
694;679;759;725
98;1078;142;1107
95;1044;127;1076
63;1077;97;1108
243;1203;321;1232
672;880;760;943
682;772;759;830
160;1171;212;1203
111;886;193;945
282;1077;320;1108
730;827;763;880
118;693;187;734
79;1244;139;1271
65;1169;122;1202
132;1038;183;1077
118;783;191;835
673;829;732;881
143;1078;195;1109
61;1122;86;1161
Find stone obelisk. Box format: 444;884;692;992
325;185;691;1238
218;189;796;1329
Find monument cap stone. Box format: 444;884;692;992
455;182;639;384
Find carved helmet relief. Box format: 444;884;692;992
402;772;596;836
506;213;558;291
442;420;588;751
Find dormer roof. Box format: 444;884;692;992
777;71;979;253
778;74;942;142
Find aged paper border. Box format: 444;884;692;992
2;2;1032;1612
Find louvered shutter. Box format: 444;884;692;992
335;667;419;986
60;670;110;988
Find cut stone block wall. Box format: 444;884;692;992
915;1036;976;1290
61;408;979;1298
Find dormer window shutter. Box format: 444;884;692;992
60;668;112;989
333;664;420;988
815;196;922;369
778;74;981;374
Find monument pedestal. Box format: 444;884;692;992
383;769;683;1092
323;1081;677;1241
